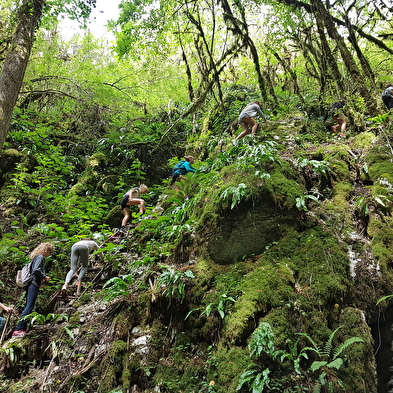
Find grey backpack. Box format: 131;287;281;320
16;260;34;288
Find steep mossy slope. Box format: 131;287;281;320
0;106;393;393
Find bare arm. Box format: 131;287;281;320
0;302;12;313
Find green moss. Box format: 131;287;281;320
98;340;129;392
309;145;351;181
208;346;251;392
121;356;132;389
329;158;350;181
337;307;376;393
68;312;81;324
292;228;349;304
332;182;353;204
149;320;167;350
193;258;227;289
224;261;295;341
153;340;208;392
350;131;377;150
113;310;135;340
261;168;304;209
368;217;393;272
0;148;22;173
258;309;292;348
371;242;391;266
368;161;393;184
87;152;108;167
321;182;353;227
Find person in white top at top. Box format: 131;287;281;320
233;101;266;142
62;239;100;293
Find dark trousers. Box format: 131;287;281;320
382;96;393;110
15;283;39;331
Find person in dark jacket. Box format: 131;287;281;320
170;156;196;186
12;242;54;338
382;84;393;110
324;100;347;136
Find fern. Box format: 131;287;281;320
100;275;134;302
333;336;364;359
377;294;393;305
220;183;248;209
299;325;364;391
248;322;276;358
237;368;271;392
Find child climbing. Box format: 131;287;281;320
233;101;266;142
62;239;100;295
12;242;54;338
121;184;149;230
170;156;196;186
381;84;393;110
324;100;347;137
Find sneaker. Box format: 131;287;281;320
12;330;27;338
231;139;237;145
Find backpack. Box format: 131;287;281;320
16;259;35;288
172;160;186;174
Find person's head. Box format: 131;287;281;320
385;84;393;90
139;184;149;194
253;101;261;107
184;156;195;164
30;242;54;258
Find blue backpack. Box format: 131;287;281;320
172;160;186;174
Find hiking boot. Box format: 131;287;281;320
12;330;27;338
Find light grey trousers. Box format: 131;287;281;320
65;244;89;284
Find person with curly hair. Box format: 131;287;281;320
12;242;54;338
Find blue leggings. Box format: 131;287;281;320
15;283;39;331
65;245;89;284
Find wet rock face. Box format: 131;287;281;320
200;197;301;264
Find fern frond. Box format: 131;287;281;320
326;358;343;370
322;326;342;357
376;294;393;305
297;333;320;354
333;336;364;359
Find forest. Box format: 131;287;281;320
0;0;393;392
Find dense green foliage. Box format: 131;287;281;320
0;0;392;392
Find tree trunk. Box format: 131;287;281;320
271;50;305;106
311;0;377;117
218;0;269;103
0;0;44;152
